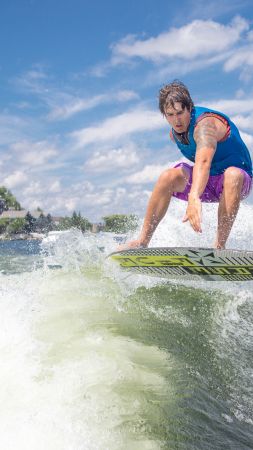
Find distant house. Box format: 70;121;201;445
51;216;64;226
91;223;105;233
0;210;66;226
0;209;42;220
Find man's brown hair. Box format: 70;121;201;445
159;80;194;115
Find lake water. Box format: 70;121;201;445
0;201;253;449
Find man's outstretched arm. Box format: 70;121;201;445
183;118;218;232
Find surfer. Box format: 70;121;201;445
121;80;252;250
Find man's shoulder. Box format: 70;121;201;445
193;111;230;143
194;109;229;130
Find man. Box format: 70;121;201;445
121;80;252;250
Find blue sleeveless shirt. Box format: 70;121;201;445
171;106;252;177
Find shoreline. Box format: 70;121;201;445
0;232;45;241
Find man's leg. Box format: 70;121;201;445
120;166;190;249
214;167;245;249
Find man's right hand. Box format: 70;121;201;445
183;196;202;233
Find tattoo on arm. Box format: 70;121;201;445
194;120;218;150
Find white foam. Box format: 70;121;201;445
1;215;253;448
0;258;176;449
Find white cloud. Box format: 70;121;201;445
55;189;114;210
111;16;248;64
147;51;232;83
48;180;62;193
13;66;50;100
71;108;166;148
3;171;28;188
223;44;253;81
18;180;96;216
19;180;62;208
10;140;59;166
0;114;32;146
185;0;249;21
89;61;110;78
23;181;43;195
125;164;169;184
48;90;139;121
116;91;138;102
231;113;253;131
48;94;107;120
65;198;79;212
224;45;253;72
240;131;253;150
14;68;139;121
70;181;94;194
84;190;113;206
84;145;140;172
22;149;58;166
204;98;253;116
108;16;253;84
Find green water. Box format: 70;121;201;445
0;233;252;449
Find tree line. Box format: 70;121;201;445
0;187;139;235
0;211;93;235
0;187;93;235
102;214;138;233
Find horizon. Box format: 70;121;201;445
0;194;134;223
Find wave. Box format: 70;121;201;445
0;215;252;449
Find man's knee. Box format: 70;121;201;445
158;167;188;190
224;167;244;189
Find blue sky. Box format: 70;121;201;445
1;0;253;221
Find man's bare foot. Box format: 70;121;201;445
117;239;147;251
214;242;225;249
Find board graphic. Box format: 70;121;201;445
109;247;253;281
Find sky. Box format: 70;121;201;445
1;0;253;222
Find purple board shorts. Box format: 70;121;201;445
173;162;253;203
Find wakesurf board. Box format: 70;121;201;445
109;247;253;282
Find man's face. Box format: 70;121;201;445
164;102;191;133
